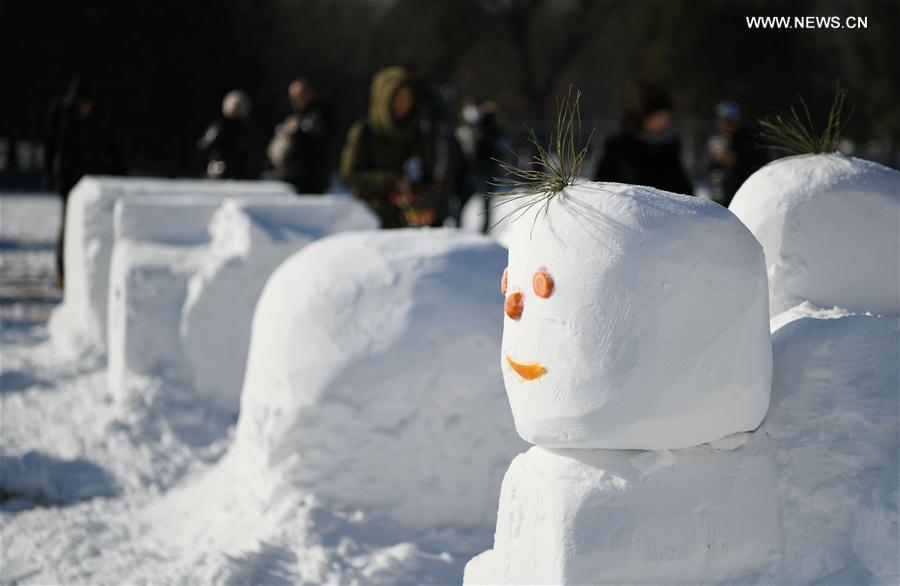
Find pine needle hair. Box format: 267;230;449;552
487;86;595;235
757;81;852;155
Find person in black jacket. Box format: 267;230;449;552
268;78;333;193
707;100;767;207
456;99;507;231
198;90;259;180
43;75;124;286
594;79;693;196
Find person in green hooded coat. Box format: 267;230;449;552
340;66;433;228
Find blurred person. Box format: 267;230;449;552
594;79;693;195
43;75;124;287
707;100;767;207
198;90;259;180
421;85;465;227
268;78;333;193
340;66;433;228
456;99;507;231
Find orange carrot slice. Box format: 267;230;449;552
504;291;523;320
506;355;547;380
533;269;554;298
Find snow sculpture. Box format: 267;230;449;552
107;195;377;415
228;229;525;532
466;157;777;583
48;176;294;356
181;198;379;413
500;182;772;450
467;310;900;585
729;154;900;316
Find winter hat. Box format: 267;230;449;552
716;100;742;122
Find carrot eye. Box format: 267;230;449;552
533;268;554;298
501;267;509;295
505;291;524;320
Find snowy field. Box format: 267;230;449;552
0;191;502;584
1;172;898;586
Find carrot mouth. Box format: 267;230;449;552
505;355;547;381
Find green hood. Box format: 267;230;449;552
369;66;416;138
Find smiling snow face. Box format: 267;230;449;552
498;182;773;450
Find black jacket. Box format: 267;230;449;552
268;100;332;193
198;117;259;180
594;133;693;196
709;125;767;207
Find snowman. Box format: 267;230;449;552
729;85;899;318
729;153;899;317
465;179;777;584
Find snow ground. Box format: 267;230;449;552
2;192;897;585
0;192;472;584
1;193;229;504
0;193;61;324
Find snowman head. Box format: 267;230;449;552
498;182;772;450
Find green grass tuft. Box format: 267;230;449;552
758;81;852;155
487;86;594;232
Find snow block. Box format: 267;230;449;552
730;154;900;316
108;239;206;397
500;182;772;450
107;195;377;414
49;176;295;355
180;198;379;413
464;445;781;585
229;229;526;532
113;194;226;244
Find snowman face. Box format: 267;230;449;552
497;184;772;449
498;201;642;446
502;266;553;379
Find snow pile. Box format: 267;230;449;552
466;310;899;585
2;190;897;585
0;473;466;585
500;182;771;449
107;195;378;415
227;229;525;533
760;312;899;583
729;154;900;316
48;176;295;357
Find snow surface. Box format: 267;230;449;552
0;194;61;324
501;182;772;449
48;176;295;358
229;229;526;532
107;195;378;415
2;207;525;584
729;154;900;316
2;193;229;510
3;190;898;585
466;309;899;585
